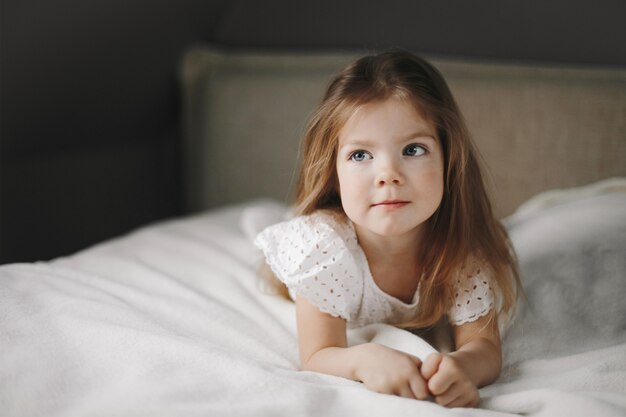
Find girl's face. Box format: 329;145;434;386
336;97;444;242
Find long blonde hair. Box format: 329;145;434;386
265;50;521;329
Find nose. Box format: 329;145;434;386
375;158;404;187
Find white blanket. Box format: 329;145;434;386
1;182;625;417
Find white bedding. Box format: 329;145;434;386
2;181;625;417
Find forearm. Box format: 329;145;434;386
449;337;502;387
301;345;359;381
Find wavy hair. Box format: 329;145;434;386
266;50;521;329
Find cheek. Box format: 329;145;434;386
336;166;364;209
419;165;445;201
336;162;354;191
429;152;445;190
337;169;353;199
335;163;344;194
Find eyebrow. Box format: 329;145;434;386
340;132;437;148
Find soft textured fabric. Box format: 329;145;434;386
254;211;494;328
1;184;626;417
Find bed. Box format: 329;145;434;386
2;46;626;416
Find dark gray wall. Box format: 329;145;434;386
215;1;626;66
1;0;227;263
2;0;624;264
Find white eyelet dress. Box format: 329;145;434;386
254;211;495;329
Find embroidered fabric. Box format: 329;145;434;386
254;211;364;322
448;261;496;326
254;211;494;328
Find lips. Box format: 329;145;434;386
372;200;410;208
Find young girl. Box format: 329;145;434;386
254;50;521;408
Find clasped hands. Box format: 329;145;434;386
354;343;480;408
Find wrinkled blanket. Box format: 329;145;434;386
1;182;625;416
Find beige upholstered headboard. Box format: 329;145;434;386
179;46;626;218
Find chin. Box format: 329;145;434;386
371;222;421;237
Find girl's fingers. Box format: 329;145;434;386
427;368;455;396
432;382;480;408
396;385;417;400
421;352;481;408
408;374;430;401
442;391;479;408
433;384;462;407
420;352;443;380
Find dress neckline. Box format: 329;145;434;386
345;220;421;308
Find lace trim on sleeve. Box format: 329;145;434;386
448;262;495;326
254;211;363;322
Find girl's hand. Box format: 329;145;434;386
353;343;430;400
420;352;480;408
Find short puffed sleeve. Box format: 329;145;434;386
448;260;496;326
254;212;364;322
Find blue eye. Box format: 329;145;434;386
349;150;372;162
403;144;426;157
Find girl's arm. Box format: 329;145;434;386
295;295;353;377
449;312;502;386
420;311;501;407
296;296;429;400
